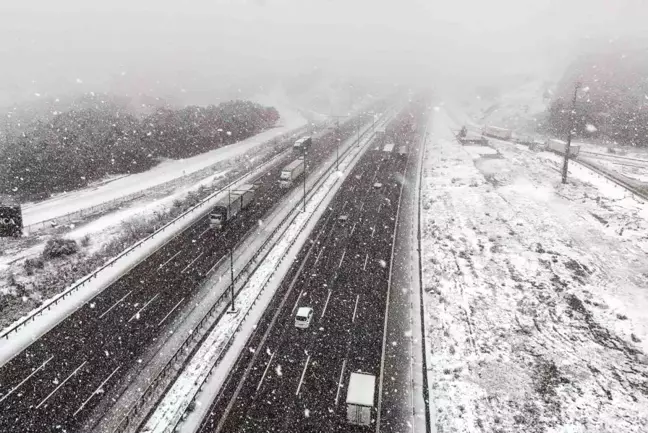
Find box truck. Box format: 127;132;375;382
279;159;305;188
209;184;256;229
346;372;376;426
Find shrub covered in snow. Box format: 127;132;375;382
42;237;79;259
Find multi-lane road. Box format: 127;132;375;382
195;105;427;433
0;113;373;433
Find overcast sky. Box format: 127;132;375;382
1;0;647;106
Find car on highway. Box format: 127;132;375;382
338;214;349;223
295;307;313;329
373;182;383;189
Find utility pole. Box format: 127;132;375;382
356;122;360;146
330;115;349;171
562;82;581;184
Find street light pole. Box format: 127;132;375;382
336;119;340;171
562;82;581;184
229;248;235;312
302;146;306;212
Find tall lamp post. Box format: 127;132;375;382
302;145;307;212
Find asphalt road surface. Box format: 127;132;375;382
0;115;370;433
197;119;414;433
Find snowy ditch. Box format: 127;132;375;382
138;113;393;433
422;108;648;433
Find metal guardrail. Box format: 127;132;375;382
23;191;147;233
0;145;296;341
110;112;390;433
574;157;648;203
21;126;308;234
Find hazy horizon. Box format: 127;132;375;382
1;0;647;107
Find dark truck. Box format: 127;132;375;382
209;184;256;230
293;136;312;152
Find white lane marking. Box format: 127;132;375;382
181;252;204;273
338;249;346;268
199;226;211;238
352;295;360;323
341;200;348;211
36;361;87;409
350;222;357;236
371;226;376;238
295;354;311;396
378;203;383;213
128;293;160;323
314;247;325;267
0;355;54;404
363;254;369;271
73;365;121;416
359;202;365;211
159;251;181;269
292;289;304;313
321;290;332;319
334;359;347;406
256;351;276;392
206;254;227;276
99;291;133;319
157;297;185;326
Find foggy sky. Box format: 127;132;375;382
1;0;647;106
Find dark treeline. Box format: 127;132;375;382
543;47;648;146
0;99;279;200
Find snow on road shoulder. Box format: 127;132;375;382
421;108;648;433
142;114;375;433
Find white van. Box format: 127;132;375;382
295;307;313;329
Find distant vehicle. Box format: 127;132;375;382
295;307;313;328
456;126;488;145
0;195;22;237
483;125;512;140
209;184;256;229
514;134;535;145
338;214;349;223
279;159;305;188
546;139;580;157
346;372;376;426
382;143;395;153
397;146;407;158
373;182;383;189
293;136;312;152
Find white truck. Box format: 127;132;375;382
382;143;395;153
483;125;513;140
209;184;256;229
279;159;305;188
346;372;376;426
293;136;312;152
546;138;581;157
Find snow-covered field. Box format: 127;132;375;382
421;108;648;433
21;106;307;228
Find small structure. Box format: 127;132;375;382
0;195;22;237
